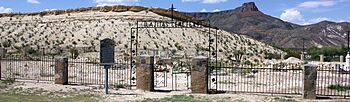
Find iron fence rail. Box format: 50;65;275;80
211;63;350;98
210;63;303;95
68;58;131;87
316;65;350;98
0;56;55;81
1;56;349;98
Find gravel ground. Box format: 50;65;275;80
1;81;349;102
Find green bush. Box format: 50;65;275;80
70;48;79;59
265;53;281;59
327;84;350;91
280;47;348;62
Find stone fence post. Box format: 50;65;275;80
55;57;68;85
191;56;209;94
340;55;344;62
301;54;304;61
320;55;324;62
0;56;2;80
303;64;317;99
281;54;285;60
136;55;154;91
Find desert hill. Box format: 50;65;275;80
0;6;284;63
186;2;350;48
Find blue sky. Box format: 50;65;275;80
0;0;349;25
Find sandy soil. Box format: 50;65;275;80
2;82;349;102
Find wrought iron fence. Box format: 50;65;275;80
1;55;349;98
210;63;303;95
67;57;132;88
0;56;55;82
316;64;350;98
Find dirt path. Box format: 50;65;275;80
1;81;349;102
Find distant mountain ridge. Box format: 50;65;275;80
186;2;350;48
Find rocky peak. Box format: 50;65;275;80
235;2;264;17
241;2;259;12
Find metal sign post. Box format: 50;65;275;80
104;65;110;94
100;38;115;94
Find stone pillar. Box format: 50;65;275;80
55;57;68;85
136;55;154;91
340;55;344;62
0;56;2;80
303;64;317;99
281;53;285;60
320;55;324;62
301;54;304;61
191;56;209;94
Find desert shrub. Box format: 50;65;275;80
243;60;252;65
174;43;183;50
239;69;252;76
70;48;79;59
26;47;39;55
2;77;15;85
2;40;11;47
114;83;128;89
264;53;280;59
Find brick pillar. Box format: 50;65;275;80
191;56;209;94
55;57;68;85
136;55;154;91
340;55;344;62
320;55;324;62
303;64;317;99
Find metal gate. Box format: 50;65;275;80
153;53;192;91
129;20;213;91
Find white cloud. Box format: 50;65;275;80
44;9;57;11
181;0;228;4
200;9;220;12
305;17;330;24
279;0;349;25
202;0;227;4
298;0;336;8
213;9;220;12
181;0;200;2
27;0;40;4
94;0;138;6
0;6;13;13
280;9;305;24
